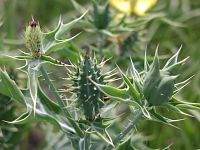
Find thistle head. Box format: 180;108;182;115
25;18;43;58
143;47;188;106
69;53;109;120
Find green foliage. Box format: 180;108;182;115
0;69;26;105
95;48;200;129
0;0;200;149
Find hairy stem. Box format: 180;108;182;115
40;66;84;138
105;110;143;150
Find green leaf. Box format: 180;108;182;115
0;70;74;133
140;106;151;119
35;108;75;133
38;86;62;114
116;138;133;150
40;66;84;137
163;46;182;69
164;103;193;117
40;55;72;67
43;10;88;54
55;10;88;40
0;69;26;105
3;111;32;124
117;66;140;103
176;104;200;111
149;109;183;129
42;17;62;53
44;33;81;54
170;97;200;110
28;62;38;115
92;126;114;147
70;0;86;13
90;80;129;99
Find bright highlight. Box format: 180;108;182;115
110;0;158;16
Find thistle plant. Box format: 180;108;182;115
94;46;200;149
1;14;116;149
11;11;88;115
0;1;200;149
0;11;90;147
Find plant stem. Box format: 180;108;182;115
105;110;143;150
98;32;106;56
40;66;84;138
83;132;91;150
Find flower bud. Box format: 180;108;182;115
91;1;110;29
25;19;43;58
143;52;177;106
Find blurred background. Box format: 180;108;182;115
0;0;200;149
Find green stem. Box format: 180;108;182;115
105;110;143;150
98;31;106;56
85;129;91;150
40;66;84;138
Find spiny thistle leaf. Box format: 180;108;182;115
117;65;141;104
70;0;86;14
91;82;129;99
0;69;26;105
90;121;114;147
149;109;184;129
0;69;74;133
43;10;88;54
28;66;38;115
38;86;62;114
3;111;32;124
170;97;200;111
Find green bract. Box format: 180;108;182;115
143;47;188;106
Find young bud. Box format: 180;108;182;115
143;51;178;106
25;19;43;58
91;1;110;29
